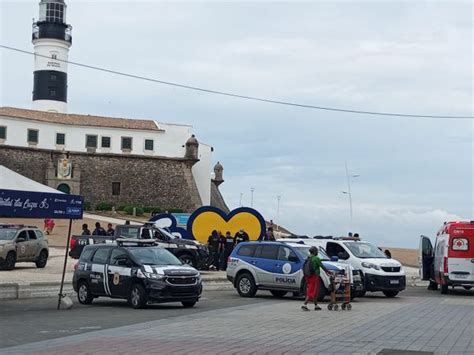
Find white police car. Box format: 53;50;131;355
226;241;363;299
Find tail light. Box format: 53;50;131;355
70;238;77;250
443;256;449;274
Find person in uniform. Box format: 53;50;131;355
234;229;249;245
220;231;235;271
207;230;221;271
92;222;106;236
81;223;91;235
106;223;115;236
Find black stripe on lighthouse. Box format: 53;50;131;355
33;70;67;102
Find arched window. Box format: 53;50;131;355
57;183;71;194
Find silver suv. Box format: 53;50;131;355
0;224;49;270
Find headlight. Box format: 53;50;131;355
361;262;380;270
137;269;165;280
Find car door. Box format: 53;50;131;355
27;230;40;259
419;235;434;281
89;247;112;296
274;246;301;289
107;248;133;297
15;230;29;261
253;245;279;286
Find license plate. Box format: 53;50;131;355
390;279;399;284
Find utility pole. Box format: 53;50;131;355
239;193;243;207
345;161;353;223
250;187;255;208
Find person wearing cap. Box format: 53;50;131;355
302;246;330;311
207;230;221;271
234;229;249;245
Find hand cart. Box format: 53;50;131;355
327;268;352;311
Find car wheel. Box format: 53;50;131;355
4;252;16;271
77;281;94;305
441;284;448;294
182;301;197;308
128;283;148;309
383;290;399;298
35;250;48;268
463;286;472;290
236;273;257;297
270;290;287;298
428;281;438;290
178;254;195;268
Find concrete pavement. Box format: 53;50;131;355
1;287;473;354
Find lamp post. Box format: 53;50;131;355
250;187;255;208
341;161;360;224
239;193;244;207
276;195;281;231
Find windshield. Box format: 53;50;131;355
344;242;387;259
0;229;17;241
293;246;330;261
128;247;182;266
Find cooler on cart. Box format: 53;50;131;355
327;266;352;311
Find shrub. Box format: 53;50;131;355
95;202;113;211
167;208;184;214
143;206;162;214
116;205;128;211
83;201;92;211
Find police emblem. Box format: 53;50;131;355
282;263;291;274
113;272;120;285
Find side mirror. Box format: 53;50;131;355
288;255;299;263
331;256;339;262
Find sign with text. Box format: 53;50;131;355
0;189;84;219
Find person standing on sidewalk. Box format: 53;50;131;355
220;231;235;271
302;246;329;311
207;230;221;271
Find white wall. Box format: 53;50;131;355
192;143;212;205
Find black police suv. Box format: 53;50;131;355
72;240;202;309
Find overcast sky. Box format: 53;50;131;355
1;0;472;248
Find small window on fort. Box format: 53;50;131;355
112;182;121;196
56;133;65;145
144;139;154;151
51;73;57;80
86;135;98;148
0;126;6;140
27;129;39;144
50;89;56;97
101;136;111;148
121;137;132;151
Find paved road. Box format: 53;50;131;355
1;287;473;354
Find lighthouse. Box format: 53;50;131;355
32;0;72;113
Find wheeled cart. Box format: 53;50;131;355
327;270;352;311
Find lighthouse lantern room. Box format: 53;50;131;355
32;0;72;113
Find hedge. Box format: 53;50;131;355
95;202;113;211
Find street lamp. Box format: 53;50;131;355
341;161;360;223
239;193;244;207
250;187;255;208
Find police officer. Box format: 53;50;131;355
207;230;221;271
220;231;235;271
234;229;249;245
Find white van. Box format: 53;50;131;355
279;237;406;297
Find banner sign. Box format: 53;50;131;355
0;189;84;219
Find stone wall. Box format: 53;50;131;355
0;145;203;212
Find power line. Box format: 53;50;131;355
1;44;473;120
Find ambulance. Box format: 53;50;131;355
420;221;474;294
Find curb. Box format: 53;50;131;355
0;279;233;300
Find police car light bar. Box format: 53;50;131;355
116;238;158;247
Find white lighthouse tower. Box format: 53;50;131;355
32;0;72;113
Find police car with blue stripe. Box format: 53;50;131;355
226;241;363;299
72;239;202;309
